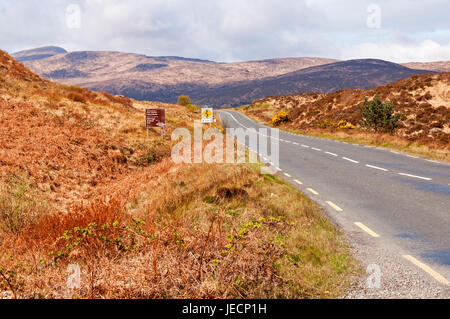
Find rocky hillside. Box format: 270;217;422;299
244;72;450;146
0;49;191;209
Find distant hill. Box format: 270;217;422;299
195;59;434;106
12;46;67;62
402;61;450;73
12;47;438;106
13;49;339;105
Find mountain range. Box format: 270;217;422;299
12;46;448;106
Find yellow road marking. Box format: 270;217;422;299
306;188;319;195
402;255;449;286
276;167;282;171
354;222;380;238
284;172;291;177
326;201;343;212
294;179;303;185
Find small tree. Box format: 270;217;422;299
177;95;191;106
358;95;401;133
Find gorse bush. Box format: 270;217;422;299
177;95;191;106
317;119;355;130
358;95;401;133
272;111;289;125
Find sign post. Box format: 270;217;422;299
146;109;166;139
201;107;213;125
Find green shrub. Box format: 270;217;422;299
177;95;191;106
0;255;24;299
0;176;48;234
136;141;171;166
185;104;199;112
358;95;401;133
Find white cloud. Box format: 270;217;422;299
342;40;450;62
1;0;450;62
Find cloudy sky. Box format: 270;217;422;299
1;0;450;62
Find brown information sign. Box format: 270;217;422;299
146;109;165;128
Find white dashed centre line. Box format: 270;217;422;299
354;222;380;238
398;173;432;181
325;151;338;156
306;188;319;195
326;201;343;212
301;144;310;148
365;164;389;172
284;172;291;177
312;147;322;152
293;142;299;145
342;157;360;164
294;179;303;185
402;255;449;286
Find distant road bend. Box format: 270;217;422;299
218;110;450;291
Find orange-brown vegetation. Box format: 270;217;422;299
243;72;450;159
0;50;356;298
0;162;356;299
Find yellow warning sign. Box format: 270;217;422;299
201;107;213;123
203;109;211;118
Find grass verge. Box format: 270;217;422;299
0;162;359;299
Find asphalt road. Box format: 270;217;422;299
218;109;450;293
